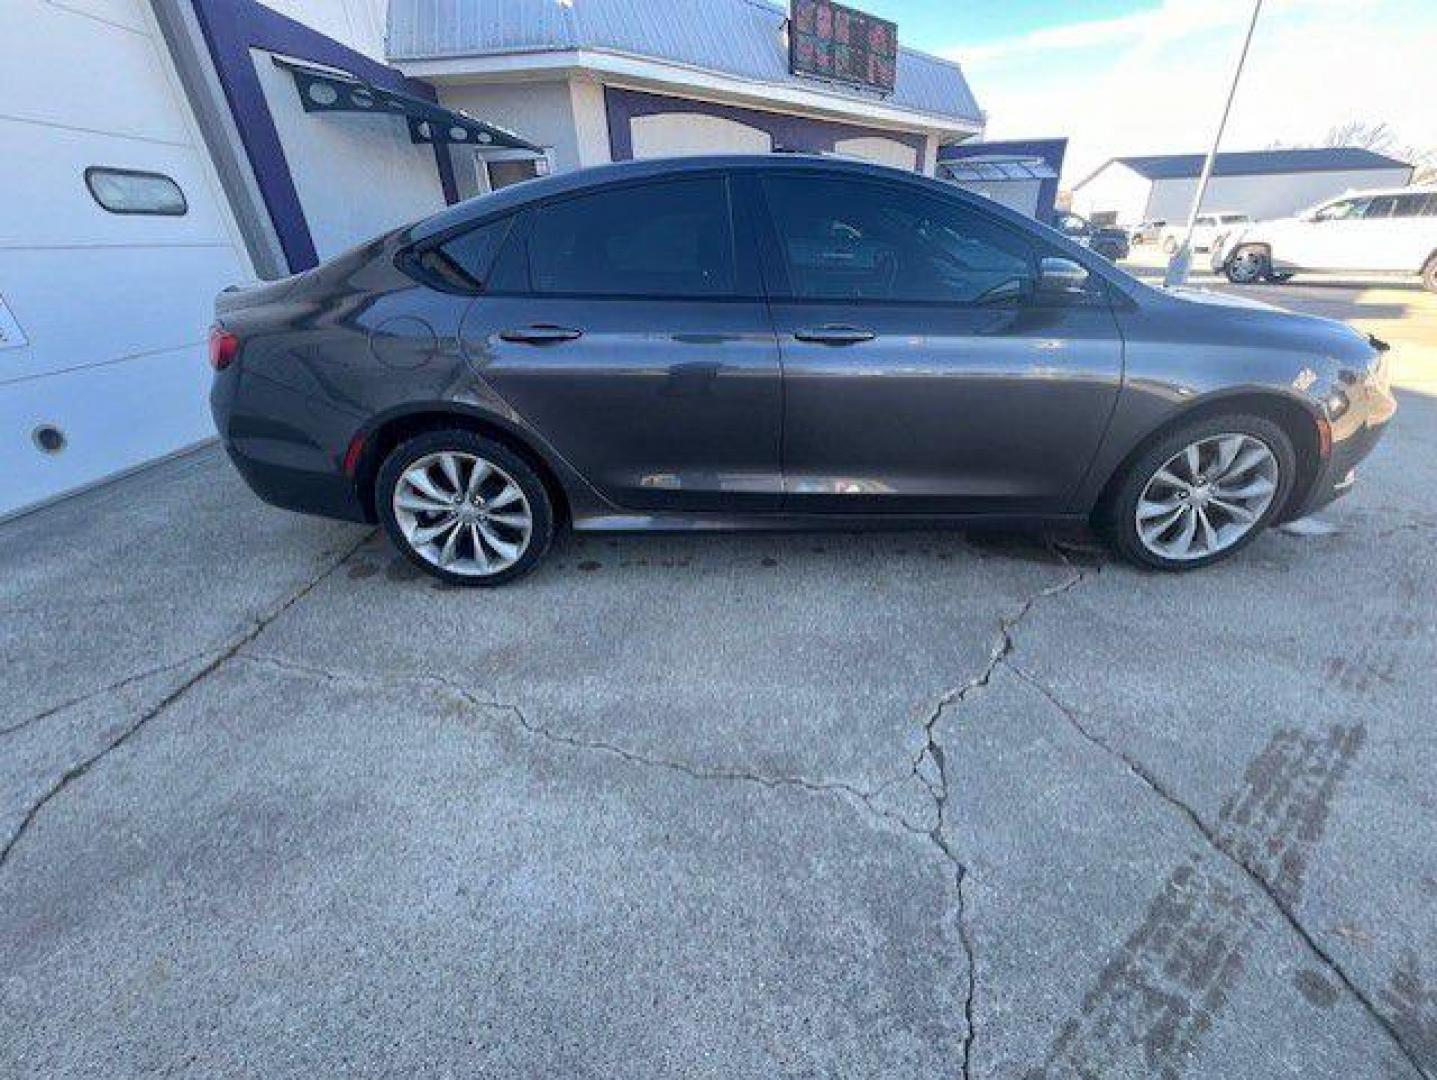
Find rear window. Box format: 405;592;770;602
408;217;512;294
526;177;736;298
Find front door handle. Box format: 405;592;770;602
499;324;583;345
793;325;875;345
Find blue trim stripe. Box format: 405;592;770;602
189;0;458;273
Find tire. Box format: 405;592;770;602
1224;244;1269;284
1102;414;1297;572
1162;236;1179;255
376;429;555;586
1423;254;1437;293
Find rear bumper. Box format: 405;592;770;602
222;441;369;523
211;371;369;523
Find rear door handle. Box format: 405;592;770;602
793;325;875;345
499;324;583;345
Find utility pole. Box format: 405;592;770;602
1164;0;1264;288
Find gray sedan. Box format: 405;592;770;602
210;155;1394;585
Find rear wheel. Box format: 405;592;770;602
1423;254;1437;293
1224;244;1268;284
377;430;554;586
1103;414;1296;571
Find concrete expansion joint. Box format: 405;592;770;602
1003;660;1433;1080
0;529;378;873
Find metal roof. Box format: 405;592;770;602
386;0;983;124
1099;147;1412;183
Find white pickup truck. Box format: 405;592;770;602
1210;185;1437;291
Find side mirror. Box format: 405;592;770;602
1038;256;1090;298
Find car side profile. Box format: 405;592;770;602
1211;185;1437;289
1054;211;1131;261
1161;212;1252;254
211;155;1395;585
1129;219;1167;245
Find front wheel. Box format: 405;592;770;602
1224;244;1268;284
1103;415;1296;571
1423;255;1437;293
377;430;554;586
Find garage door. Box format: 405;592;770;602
0;0;253;517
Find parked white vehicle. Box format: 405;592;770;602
1211;185;1437;290
1160;212;1251;254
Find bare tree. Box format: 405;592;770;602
1323;120;1400;154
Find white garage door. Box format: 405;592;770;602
0;0;253;518
630;113;773;159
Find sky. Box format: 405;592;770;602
852;0;1435;184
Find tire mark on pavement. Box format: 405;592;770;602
1383;952;1437;1072
1017;717;1426;1079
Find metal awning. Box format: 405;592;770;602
273;57;542;152
938;156;1058;183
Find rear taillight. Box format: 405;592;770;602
209;324;239;371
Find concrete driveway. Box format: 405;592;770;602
3;277;1436;1079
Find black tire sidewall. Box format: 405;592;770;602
376;430;555;586
1225;245;1267;284
1105;414;1297;572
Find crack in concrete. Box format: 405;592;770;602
1006;661;1433;1080
905;544;1094;1080
1;653;213;739
0;530;377;873
235;651;932;841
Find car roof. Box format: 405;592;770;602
400;151;1149;305
408;154;998;243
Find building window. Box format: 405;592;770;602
84;167;188;216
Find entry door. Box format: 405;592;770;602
752;173;1124;514
457;174;782;512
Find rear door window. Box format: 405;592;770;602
1391;193;1435;217
525;177;737;298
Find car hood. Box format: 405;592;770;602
1165;286;1286;312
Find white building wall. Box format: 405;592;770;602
436;80;582;194
1144;167;1416;223
257;0;388;60
1070;163;1153;226
568;78;614;168
833;136;918;171
630;113;772;158
0;0;253;517
252;49;446;259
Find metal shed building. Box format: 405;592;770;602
1071;147;1414;228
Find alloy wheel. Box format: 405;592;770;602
1227;247;1267;283
1135;433;1280;562
392;451;532;577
